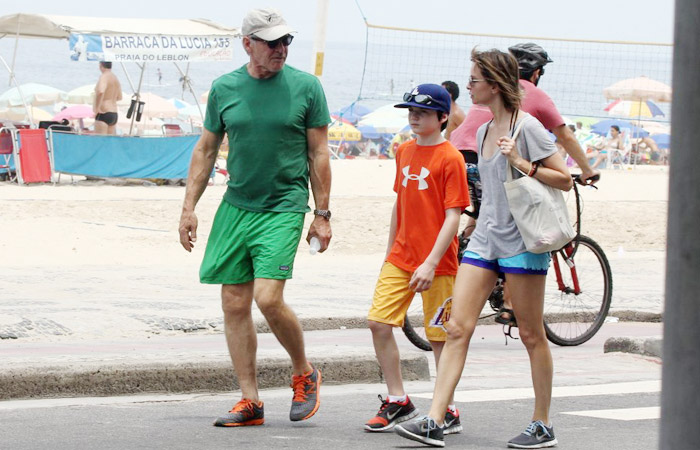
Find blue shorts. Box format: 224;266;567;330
462;251;550;275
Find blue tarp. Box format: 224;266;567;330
52;133;199;178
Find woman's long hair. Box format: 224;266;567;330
470;48;522;112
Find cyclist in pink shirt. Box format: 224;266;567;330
451;43;599;200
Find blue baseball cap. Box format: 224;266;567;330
395;83;451;114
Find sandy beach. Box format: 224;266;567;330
0;162;668;341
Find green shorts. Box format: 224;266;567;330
199;201;304;284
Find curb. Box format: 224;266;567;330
294;310;663;334
603;336;662;358
0;353;430;401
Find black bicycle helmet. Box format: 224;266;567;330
508;43;553;71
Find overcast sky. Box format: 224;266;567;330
3;0;675;44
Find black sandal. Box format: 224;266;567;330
495;308;517;327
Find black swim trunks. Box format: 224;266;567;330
95;112;118;126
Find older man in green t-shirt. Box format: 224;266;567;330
178;8;332;428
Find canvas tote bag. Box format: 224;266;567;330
503;117;576;254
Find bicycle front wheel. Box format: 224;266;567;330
402;295;433;352
544;235;613;346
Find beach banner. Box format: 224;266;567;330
52;133;200;179
69;33;234;62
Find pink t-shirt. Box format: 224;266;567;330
449;80;565;152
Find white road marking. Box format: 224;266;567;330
0;393;206;410
562;406;660;421
412;380;661;403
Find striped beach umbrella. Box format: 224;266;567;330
604;99;665;118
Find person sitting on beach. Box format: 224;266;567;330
364;84;470;436
93;61;122;135
591;125;624;169
441;81;466;140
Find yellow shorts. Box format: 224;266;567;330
367;262;454;342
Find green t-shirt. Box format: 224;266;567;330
204;64;330;212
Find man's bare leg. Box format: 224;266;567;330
94;120;108;135
221;282;259;401
254;278;312;376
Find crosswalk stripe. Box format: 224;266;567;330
412;380;661;403
562;406;660;421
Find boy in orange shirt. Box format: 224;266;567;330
364;84;470;434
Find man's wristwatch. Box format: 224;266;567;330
313;209;332;220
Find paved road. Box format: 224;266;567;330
1;323;661;448
0;381;659;449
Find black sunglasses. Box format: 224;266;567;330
403;92;436;105
250;34;294;49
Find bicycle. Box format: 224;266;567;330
402;173;612;350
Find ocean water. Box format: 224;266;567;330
0;35;673;123
0;37;364;113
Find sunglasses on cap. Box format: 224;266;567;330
403;92;438;105
250;34;294;49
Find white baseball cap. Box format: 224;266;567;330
241;8;296;41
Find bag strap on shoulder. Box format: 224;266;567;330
506;116;532;181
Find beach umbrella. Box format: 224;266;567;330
0;83;68;107
603;76;672;103
52;105;95;121
0;106;53;122
177;104;206;121
67;84;130;106
651;134;670;150
590;118;649;138
167;98;191;109
357;104;408;134
569;116;599;128
330;114;355;125
138;92;179;119
67;84;96;104
641;121;671;135
328;122;361;142
331;103;372;124
357;124;381;139
604;99;665;118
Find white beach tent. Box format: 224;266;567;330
0;13;239;131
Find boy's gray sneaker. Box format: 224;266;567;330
507;420;558;448
443;408;463;435
395;416;445;447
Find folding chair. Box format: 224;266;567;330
162;123;183;136
0;127;18;182
16;128;53;184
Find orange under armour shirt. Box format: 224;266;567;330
387;139;470;276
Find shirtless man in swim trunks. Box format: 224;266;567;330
93;61;122;135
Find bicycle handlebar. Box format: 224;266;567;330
573;173;599;189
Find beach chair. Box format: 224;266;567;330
16;128;53;184
0;127;18;182
162;123;183;136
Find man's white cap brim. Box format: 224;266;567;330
252;25;296;41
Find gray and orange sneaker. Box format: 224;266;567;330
364;395;419;432
290;365;322;421
213;399;264;427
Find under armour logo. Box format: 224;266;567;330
402;166;430;190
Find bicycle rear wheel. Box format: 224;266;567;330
402;295;433;352
544;235;613;346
